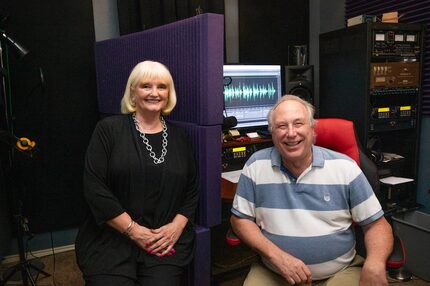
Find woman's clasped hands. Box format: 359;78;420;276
129;220;185;257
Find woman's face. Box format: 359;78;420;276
131;77;169;115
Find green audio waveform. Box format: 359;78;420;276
224;82;276;101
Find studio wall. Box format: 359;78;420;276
238;0;309;65
0;0;98;233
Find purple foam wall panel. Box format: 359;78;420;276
94;13;224;126
183;225;211;286
170;120;221;227
193;225;211;286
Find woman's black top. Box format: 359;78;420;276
75;114;199;279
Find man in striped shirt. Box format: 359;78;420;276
231;95;393;286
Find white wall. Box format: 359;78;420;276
309;0;344;111
92;0;120;41
224;0;239;63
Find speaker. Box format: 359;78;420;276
284;65;314;105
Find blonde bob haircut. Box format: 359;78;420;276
120;60;177;115
267;94;316;133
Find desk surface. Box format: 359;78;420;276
221;137;273;200
221;178;237;201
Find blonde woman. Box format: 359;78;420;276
76;61;199;286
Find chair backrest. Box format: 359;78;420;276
314;118;360;166
314;118;380;197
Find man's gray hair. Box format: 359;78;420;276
267;95;316;132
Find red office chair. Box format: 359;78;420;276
315;118;409;281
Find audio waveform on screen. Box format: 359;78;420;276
224;82;277;102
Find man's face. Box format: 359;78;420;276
271;100;314;166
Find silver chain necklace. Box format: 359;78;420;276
132;113;168;164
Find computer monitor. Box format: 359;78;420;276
223;64;282;129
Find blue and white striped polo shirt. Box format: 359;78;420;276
231;145;383;280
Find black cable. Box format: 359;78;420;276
49;231;57;286
26;239;40;261
25;234;42;284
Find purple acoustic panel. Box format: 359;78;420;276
183;225;211;286
170;120;221;228
94;13;224;126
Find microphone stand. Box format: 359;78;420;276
0;137;50;286
0;195;50;286
0;32;50;286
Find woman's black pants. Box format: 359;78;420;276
84;264;184;286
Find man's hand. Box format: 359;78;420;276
359;260;388;286
271;252;312;285
360;217;392;286
231;215;312;285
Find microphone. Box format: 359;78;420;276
0;31;29;59
222;116;237;130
